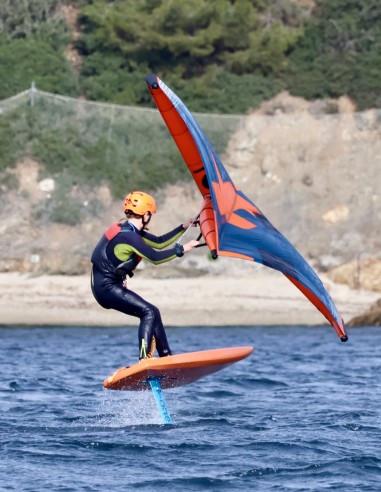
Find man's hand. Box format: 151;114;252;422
183;239;200;253
182;218;198;229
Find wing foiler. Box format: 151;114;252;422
146;74;348;342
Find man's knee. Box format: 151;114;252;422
141;303;160;321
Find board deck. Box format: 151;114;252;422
104;346;254;391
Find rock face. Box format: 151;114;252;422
327;257;381;292
223;92;381;265
348;299;381;326
0;92;380;280
329;257;381;325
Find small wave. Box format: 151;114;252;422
178;413;232;427
246;377;288;388
231;454;381;482
138;475;233;491
73;440;156;452
199;389;239;398
233;466;282;478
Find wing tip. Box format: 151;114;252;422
146;73;159;89
338;317;348;342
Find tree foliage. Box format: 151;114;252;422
284;0;381;109
1;0;381;225
0;0;79;98
0;0;74;45
1;1;381;111
76;0;304;111
0;37;79;98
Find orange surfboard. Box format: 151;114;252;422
104;346;254;391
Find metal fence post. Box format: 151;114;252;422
30;81;36;107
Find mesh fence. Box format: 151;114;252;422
0;86;244;198
0;87;380;274
0;87;244;272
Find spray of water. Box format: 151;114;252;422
94;391;165;427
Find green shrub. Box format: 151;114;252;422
284;0;381;110
0;106;38;172
0;37;78;99
76;0;304;113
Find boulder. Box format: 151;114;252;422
348;298;381;326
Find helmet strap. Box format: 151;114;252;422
142;212;152;230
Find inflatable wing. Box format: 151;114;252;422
146;74;348;342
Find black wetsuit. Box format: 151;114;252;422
91;221;185;359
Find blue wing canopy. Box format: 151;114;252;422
147;74;347;342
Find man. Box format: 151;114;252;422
91;191;199;361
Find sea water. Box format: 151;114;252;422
0;325;380;491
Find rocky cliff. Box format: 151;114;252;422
0;93;380;284
224;92;381;269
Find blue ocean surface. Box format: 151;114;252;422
0;325;380;491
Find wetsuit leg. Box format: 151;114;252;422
142;305;172;358
93;283;171;359
137;303;172;359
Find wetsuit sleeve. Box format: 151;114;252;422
113;230;182;265
141;225;185;250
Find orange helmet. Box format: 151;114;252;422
124;191;157;215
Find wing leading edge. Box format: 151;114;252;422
146;74;348;342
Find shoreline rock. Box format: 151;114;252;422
348;299;381;327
